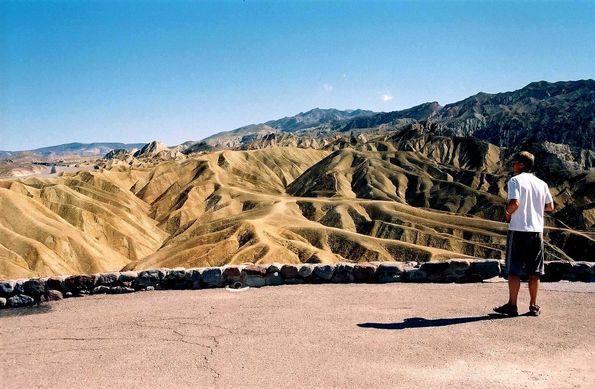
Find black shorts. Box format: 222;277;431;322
505;230;545;276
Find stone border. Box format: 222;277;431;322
0;260;592;309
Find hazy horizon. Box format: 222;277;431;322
2;0;594;150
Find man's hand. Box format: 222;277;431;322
505;199;519;222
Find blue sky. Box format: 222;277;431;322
1;0;594;151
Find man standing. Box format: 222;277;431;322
494;151;554;317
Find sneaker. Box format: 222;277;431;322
493;303;519;316
528;304;541;317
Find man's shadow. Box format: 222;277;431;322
358;313;518;330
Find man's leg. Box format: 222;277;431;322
494;273;520;315
505;230;521;306
494;231;520;315
528;275;539;306
508;274;521;306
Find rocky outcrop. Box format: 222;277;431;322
104;149;131;160
132;141;184;161
181;142;216;155
133;141;168;158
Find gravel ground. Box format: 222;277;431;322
1;282;593;388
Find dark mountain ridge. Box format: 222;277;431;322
342;79;594;150
203;108;377;146
202;80;594;152
265;108;377;132
340;102;442;131
437;79;594;149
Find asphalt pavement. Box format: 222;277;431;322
1;281;593;388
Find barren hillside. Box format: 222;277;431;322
1;141;592;279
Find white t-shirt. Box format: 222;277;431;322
507;172;553;232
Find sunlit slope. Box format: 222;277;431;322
0;170;167;278
124;196;461;271
0;147;331;278
132;147;330;234
0;187;130;277
124;146;473;270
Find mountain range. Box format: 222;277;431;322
0;142;145;159
0;80;593;280
203;79;594;151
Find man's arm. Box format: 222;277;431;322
544;185;554;213
505;199;519;222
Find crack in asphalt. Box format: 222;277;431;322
128;308;226;383
0;336;120;349
202;305;222;384
2;306;277;384
4;347;120;356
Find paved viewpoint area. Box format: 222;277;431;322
1;282;593;388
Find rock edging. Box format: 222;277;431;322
0;260;592;309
